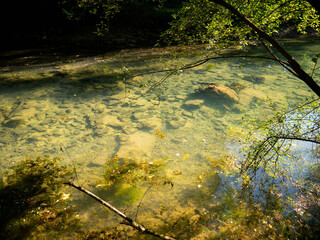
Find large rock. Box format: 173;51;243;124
197;83;239;103
116;131;155;162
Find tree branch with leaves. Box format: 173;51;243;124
161;0;320;96
210;0;320;96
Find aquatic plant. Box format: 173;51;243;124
0;155;80;239
101;156;171;188
207;154;236;174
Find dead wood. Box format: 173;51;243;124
65;181;176;240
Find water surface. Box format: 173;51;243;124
0;39;319;238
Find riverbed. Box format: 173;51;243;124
0;38;319;238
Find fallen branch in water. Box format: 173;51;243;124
65;181;176;240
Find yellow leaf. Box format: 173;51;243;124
61;193;70;200
183;153;189;160
155;129;165;139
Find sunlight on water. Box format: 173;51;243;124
0;39;319;237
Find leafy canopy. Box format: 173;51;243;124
162;0;319;45
60;0;169;34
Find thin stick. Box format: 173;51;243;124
144;55;278;93
60;143;80;185
65;181;176;240
257;37;298;77
135;54;279;79
135;185;153;221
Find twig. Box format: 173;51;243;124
257;37;298;77
259;37;299;77
135;185;152;221
144;54;279;93
65;181;176;240
133;55;278;79
311;55;319;77
60;143;80;185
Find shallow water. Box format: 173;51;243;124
0;39;319;237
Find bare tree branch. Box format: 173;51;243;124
133;54;279;79
65;182;176;240
141;54;281;93
257;37;298;77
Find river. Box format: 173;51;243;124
0;38;319;239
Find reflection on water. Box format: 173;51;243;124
0;39;319;238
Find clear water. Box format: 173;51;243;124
0;38;319;237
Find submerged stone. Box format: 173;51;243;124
183;99;204;109
243;74;265;84
116;131;155;162
196;83;239;103
102;115;124;129
167;119;186;129
138;118;161;130
227;82;246;93
90;155;107;167
3;118;26;128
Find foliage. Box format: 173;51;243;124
100;156;172;188
162;0;320;45
0;155;79;239
214;97;320;239
161;0;218;45
60;0;171;35
198;155;319;239
60;0;124;34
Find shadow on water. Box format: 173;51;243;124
0;156;79;240
0;71;123;89
0;180;40;239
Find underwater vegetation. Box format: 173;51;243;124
0;155;80;239
0;40;319;239
0;152;319;239
0;153;174;239
100;156;172;188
